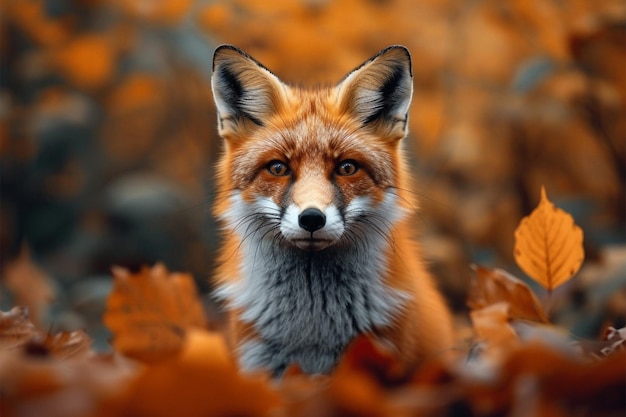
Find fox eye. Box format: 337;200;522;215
335;160;359;176
266;160;290;176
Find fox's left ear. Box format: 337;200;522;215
336;46;413;138
211;45;287;138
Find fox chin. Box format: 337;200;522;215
210;44;454;377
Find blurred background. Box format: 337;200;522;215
1;0;624;349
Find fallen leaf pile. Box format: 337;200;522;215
1;189;624;417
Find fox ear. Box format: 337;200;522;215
336;46;413;137
211;45;286;137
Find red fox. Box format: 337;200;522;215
210;44;454;376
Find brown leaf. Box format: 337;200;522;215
470;302;520;358
0;307;39;351
514;186;584;292
2;246;55;328
0;307;92;359
464;343;626;417
498;343;626;416
103;263;207;363
340;335;408;384
468;265;549;323
43;329;93;359
0;350;141;417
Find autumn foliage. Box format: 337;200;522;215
1;0;625;416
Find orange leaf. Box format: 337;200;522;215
103;263;207;363
121;329;281;417
468;265;549;323
514;187;584;292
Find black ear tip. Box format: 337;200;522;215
211;45;276;77
377;45;411;57
386;45;410;55
380;45;412;75
212;44;246;70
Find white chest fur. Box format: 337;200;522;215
217;193;408;375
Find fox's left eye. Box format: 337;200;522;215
267;160;291;176
335;160;359;176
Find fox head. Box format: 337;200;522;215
211;45;414;252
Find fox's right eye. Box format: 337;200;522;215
266;160;290;176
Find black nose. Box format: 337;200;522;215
298;208;326;232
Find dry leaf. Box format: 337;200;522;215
0;349;141;417
121;329;281;417
0;307;92;360
341;335;409;384
103;263;207;363
468;265;549;323
463;343;626;417
42;329;93;359
470;302;520;360
2;246;55;327
514;186;584;292
0;307;39;351
498;343;626;416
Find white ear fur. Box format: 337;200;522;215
211;45;286;136
337;46;413;135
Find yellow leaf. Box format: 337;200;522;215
514;187;584;291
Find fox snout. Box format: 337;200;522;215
298;207;326;232
280;203;341;251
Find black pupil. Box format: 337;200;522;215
340;162;355;175
270;162;285;175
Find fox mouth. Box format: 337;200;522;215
292;238;333;252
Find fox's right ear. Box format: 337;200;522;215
336;46;413;139
211;45;286;138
